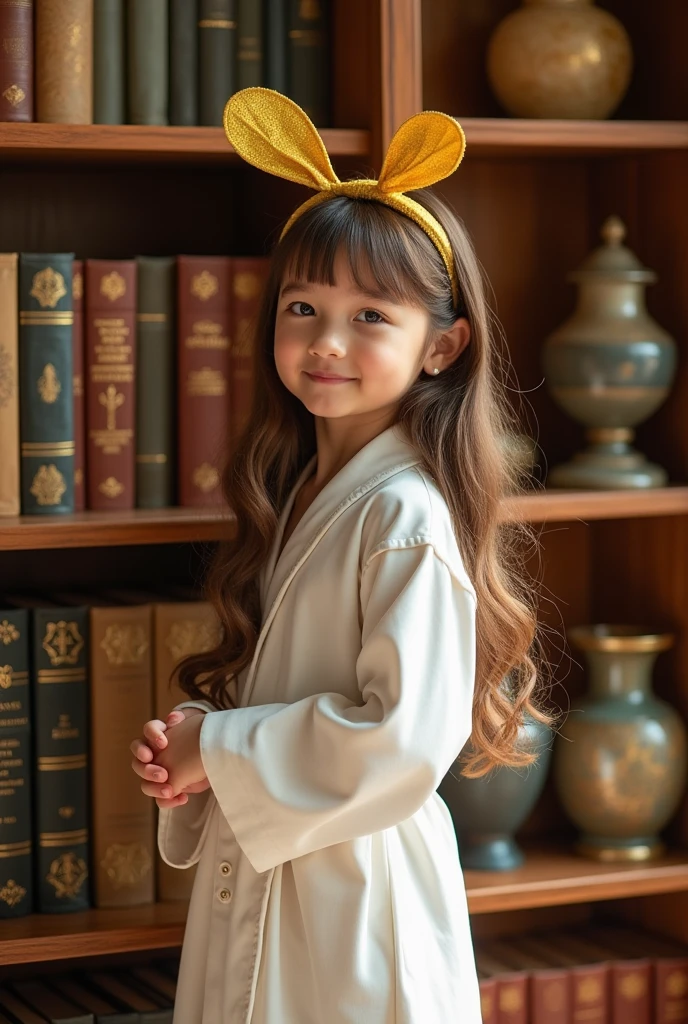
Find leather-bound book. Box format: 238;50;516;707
230;257;268;450
5;597;90;913
35;0;93;124
288;0;329;126
88;598;155;907
85;259;137;510
93;0;125;124
518;933;609;1024
127;0;168;125
593;926;688;1024
136;257;175;509
484;939;571;1024
170;0;198;126
86;973;172;1024
555;931;652;1024
48;975;138;1024
19;253;75;515
265;0;287;94
153;598;220;901
198;0;236;127
0;0;33;122
72;261;85;511
478;972;497;1024
0;607;31;919
474;948;529;1024
177;255;231;507
9;981;93;1024
0;253;19;517
237;0;262;88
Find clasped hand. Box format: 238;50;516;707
130;708;209;809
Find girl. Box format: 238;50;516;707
131;89;543;1023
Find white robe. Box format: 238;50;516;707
158;424;482;1023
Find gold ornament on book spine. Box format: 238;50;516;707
0;879;27;907
72;270;83;300
223;88;466;305
98;477;124;499
42;620;84;666
37;363;61;403
191;270;219;301
193;463;220;493
101;842;151;888
30;267;67;309
2;84;25;107
100;271;126;302
100;624;149;666
30;464;67;506
0;621;20;645
46;851;88;898
165;620;222;662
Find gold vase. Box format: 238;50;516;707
487;0;633;120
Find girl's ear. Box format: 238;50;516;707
423;317;471;376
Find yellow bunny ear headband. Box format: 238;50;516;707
223;87;466;307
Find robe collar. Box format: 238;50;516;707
245;423;421;706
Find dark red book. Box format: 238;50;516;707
474;948;529;1024
177;255;231;507
85;259;137;509
230;257;269;449
72;260;85;510
0;0;33;122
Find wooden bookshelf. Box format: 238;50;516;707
458;117;688;156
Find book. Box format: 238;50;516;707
35;0;93;124
237;0;262;89
19;253;75;515
0;253;19;516
478;971;497;1024
9;980;94;1024
86;974;172;1024
0;608;31;919
592;926;688;1024
177;256;232;507
230;258;268;448
169;0;198;126
85;259;137;510
474;947;529;1024
52;594;155;909
136;257;175;509
198;0;236;127
288;0;329;127
127;0;168;125
47;975;137;1024
93;0;125;124
5;597;90;913
552;931;652;1024
72;261;85;511
153;598;220;901
0;0;33;122
518;932;610;1024
482;939;571;1024
265;0;287;94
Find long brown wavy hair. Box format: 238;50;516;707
177;187;550;776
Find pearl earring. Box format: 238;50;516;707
433;368;440;375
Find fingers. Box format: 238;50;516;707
139;778;177;801
156;793;189;810
143;719;171;750
131;757;168;784
129;737;156;763
166;709;187;724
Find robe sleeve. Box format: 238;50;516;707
199;543;477;874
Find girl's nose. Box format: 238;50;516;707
309;329;346;358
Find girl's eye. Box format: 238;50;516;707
288;301;315;316
355;309;385;324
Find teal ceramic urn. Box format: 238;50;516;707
554;625;687;861
438;712;553;871
542;216;677;489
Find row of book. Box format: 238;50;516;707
0;960;180;1023
0;590;220;918
476;926;688;1024
0;252;268;517
0;0;329;128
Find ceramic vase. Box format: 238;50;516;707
554;625;687;862
542;217;677;489
438;712;553;870
486;0;633;120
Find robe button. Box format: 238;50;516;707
219;861;232;876
218;888;232;903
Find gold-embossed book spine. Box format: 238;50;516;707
0;253;20;516
19;253;75;515
0;0;33;122
35;0;93;124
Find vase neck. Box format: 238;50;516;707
586;651;657;699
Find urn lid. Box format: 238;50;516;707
568;216;656;284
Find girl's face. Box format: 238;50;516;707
274;250;433;423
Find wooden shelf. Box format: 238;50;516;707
0;123;370;163
0;901;187;966
465;847;688;914
2;487;688;551
459;118;688;156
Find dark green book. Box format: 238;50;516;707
127;0;169;125
93;0;125;124
237;0;263;89
169;0;198;125
199;0;236;126
7;596;90;913
135;257;175;509
265;0;287;94
19;253;75;515
288;0;330;126
0;608;31;920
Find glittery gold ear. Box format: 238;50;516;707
223;87;339;191
377;111;466;194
